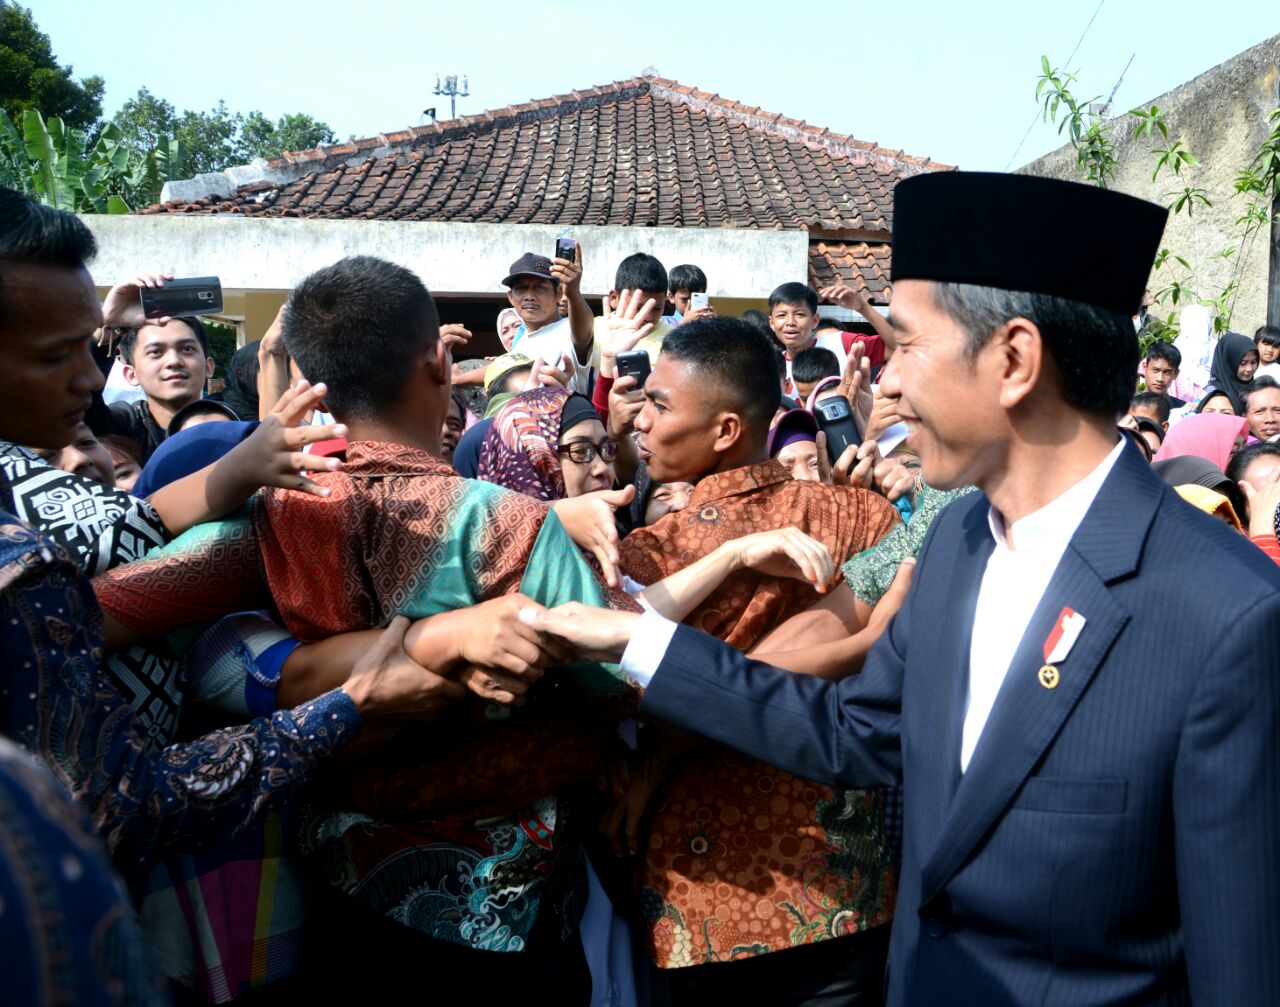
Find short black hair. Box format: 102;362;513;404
1227;441;1280;487
1256;325;1280;348
283;255;440;421
739;309;773;339
0;186;97;323
791;346;841;385
660;317;782;438
933;283;1138;417
1243;375;1280;412
668;264;707;294
1145;341;1181;369
1129;390;1170;425
614;253;667;295
119;316;209;365
768;282;818;313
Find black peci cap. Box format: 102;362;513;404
890;172;1168;317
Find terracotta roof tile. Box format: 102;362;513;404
147;76;950;234
808;241;893;303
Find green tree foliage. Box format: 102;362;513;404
0;4;103;130
111;90;336;176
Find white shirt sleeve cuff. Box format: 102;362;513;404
619;608;679;689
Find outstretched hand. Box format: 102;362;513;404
600;289;657;379
232;380;348;497
553;485;636;588
727;528;836;591
518;602;640;663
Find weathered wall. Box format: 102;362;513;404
78;215;809;300
1021;33;1279;332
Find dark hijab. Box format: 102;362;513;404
222;343;261;423
1207;332;1256;414
1152;454;1246;521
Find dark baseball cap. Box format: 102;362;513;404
502;253;555;288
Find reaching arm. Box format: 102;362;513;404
256;305;291;419
550;240;596;364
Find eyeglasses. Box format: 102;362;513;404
558;438;619;465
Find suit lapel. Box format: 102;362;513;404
918;443;1161;905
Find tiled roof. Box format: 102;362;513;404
808;241;893;302
143;76;950;234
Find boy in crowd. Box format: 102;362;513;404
665;262;713;325
1128;390;1171;431
596;252;676;362
87;310;216;462
790;345;842;405
769;282;846;390
1139;341;1185;407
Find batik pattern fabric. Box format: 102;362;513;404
0;736;166;1007
0;510;360;874
0;441;185;747
93;440;639;952
476;386;571;501
843;483;979;606
620;461;901;968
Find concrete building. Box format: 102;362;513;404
1021;33;1280;333
80;75;950;353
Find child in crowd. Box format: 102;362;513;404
1256;325;1280;381
790;345;841;405
665;263;710;325
769;282;845;391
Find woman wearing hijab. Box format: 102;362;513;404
1152;411;1250;471
1196;389;1239;416
1206;331;1261;413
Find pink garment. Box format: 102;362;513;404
1152;413;1250;471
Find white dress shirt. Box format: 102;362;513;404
960;438;1124;770
619;439;1127;771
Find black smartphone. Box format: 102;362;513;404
615;350;651;390
139;277;223;319
554;237;576;262
813;396;861;464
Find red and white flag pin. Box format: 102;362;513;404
1039;608;1086;689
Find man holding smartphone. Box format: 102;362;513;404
501;244;596;395
86;275;216;463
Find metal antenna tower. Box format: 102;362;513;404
433;75;470;120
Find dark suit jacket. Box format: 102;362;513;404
641;443;1280;1006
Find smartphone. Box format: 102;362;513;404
615;350;651;391
139;277;223;319
554;237;576;262
690;292;709;311
813;395;861;464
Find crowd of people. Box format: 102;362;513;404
1;166;1279;1007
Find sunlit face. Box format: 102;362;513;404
1241;453;1280;503
878;279;1010;491
506;276;559;330
1238;349;1260;383
1258;340;1280;365
1200;393;1236;416
770;301;817;356
1246;386;1280;441
34;423;114;487
0;263;104;450
1141;356;1178;396
557;416;615;498
497;310;522;351
635;355;727;484
776;438;821;482
644;481;693;525
124;321;213;407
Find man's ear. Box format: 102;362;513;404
711;411;743;456
608;289;620;311
121;363;140;387
429;338;450;385
506;289;519;309
995;317;1043;411
204;356;215;380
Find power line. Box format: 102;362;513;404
1003;0;1109;171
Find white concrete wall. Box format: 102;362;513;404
78;216;810;299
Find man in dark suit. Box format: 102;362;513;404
522;172;1280;1006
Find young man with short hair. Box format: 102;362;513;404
666;262;711;325
769;282;845;391
596;252;675;362
1139;341;1185;407
86;313;215;462
790;344;841;405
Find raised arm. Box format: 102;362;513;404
550;240;596;364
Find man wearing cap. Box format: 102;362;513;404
503;246;597;395
524;173;1280;1005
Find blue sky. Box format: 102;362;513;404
31;0;1275;171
